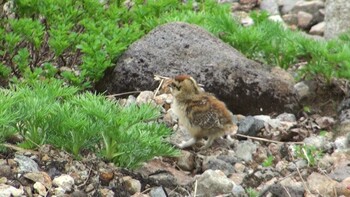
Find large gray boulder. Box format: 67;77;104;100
96;22;299;115
324;0;350;39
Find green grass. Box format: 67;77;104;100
0;79;179;169
1;0;350;88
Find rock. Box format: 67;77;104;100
0;184;24;197
232;184;246;196
149;186;167;197
315;116;335;129
261;177;304;197
309;21;325;36
14;154;39;173
278;0;300;14
136;91;155;104
297;11;313;29
234;140;257;162
307;172;338;196
276;112;296;122
260;0;279;15
135;158;193;187
33;182;47;196
234;163;246;173
334;136;348;150
0;165;11;178
292;1;324;16
230;173;245;185
23;171;52;188
195;170;234;197
99;188;114;197
202;156;235;176
131;193;150;197
325;0;350;39
52;174;75;192
99;168;114;186
282;13;298;26
337;177;350;196
96;22;299;115
176;150;195;171
303;136;328;149
329;162;350;182
123;176;142;195
294;81;311;100
237;116;265;137
71;190;88;197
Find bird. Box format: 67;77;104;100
170;74;237;149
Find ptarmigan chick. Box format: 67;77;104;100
170;75;237;149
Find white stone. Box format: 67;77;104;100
0;184;24;197
33;182;47;196
52;174;75;192
195;170;234;197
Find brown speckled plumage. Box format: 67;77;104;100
170;75;237;149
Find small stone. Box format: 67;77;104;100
303;136;327;149
260;0;279;15
99;169;114;185
177;150;195;171
202;156;235;176
232;184;245;197
24;171;52;189
54;187;66;196
0;184;24;197
237;116;264;137
307;172;338;196
329;163;350;182
52;174;75;192
229;173;245;185
136;91;154;104
71;190;88;197
234;140;257;162
309;21;325;36
41;154;51;162
195;170;234;197
33;182;47;196
276;113;296;122
0;177;7;184
123;176;142;195
315;116;335;129
85;183;94;193
131;192;150;197
14;154;39;173
234;163;246;173
297;11;313;29
149;186;167;197
0;165;11;178
99;188;115;197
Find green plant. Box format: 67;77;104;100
0;80;179;168
262;155;274;167
246;187;258;197
294;145;323;167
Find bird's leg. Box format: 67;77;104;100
178;138;197;149
200;136;215;150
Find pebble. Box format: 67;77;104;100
52;174;75;192
33;182;47;196
235;140;257;162
176;150;195;171
123;176;142;195
14;154;39;173
202;156;235;176
0;165;11;178
195;170;234;197
149;186;167;197
0;184;24;197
